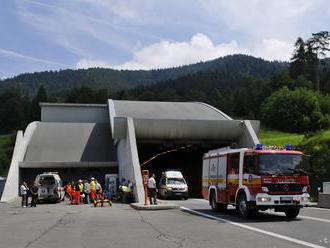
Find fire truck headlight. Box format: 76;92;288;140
257;197;272;203
261;186;269;193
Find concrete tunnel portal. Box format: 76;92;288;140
1;100;260;203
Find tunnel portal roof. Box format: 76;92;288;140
111;100;232;120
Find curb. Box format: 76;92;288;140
130;203;179;210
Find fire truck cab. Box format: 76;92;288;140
202;144;310;218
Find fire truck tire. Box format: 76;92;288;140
237;193;255;218
210;192;227;212
210;192;219;211
284;208;300;219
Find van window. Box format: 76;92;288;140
167;178;186;185
39;176;55;185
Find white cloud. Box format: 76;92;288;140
254;39;293;61
76;33;249;70
0;48;69;66
76;33;293;70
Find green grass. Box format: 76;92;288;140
0;134;13;148
258;129;304;146
259;128;330;146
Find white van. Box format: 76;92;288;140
159;170;188;200
35;172;65;202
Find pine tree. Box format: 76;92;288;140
306;31;330;92
290;37;307;78
30;86;48;121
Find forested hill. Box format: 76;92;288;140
0;55;287;96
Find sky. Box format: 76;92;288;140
0;0;330;78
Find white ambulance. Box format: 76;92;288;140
159;170;189;200
35;172;65;202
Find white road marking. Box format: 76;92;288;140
180;207;325;248
267;211;330;224
307;207;330;212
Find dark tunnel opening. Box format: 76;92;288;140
137;142;229;198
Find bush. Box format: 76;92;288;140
297;137;330;196
261;87;330;133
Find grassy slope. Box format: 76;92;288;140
259;128;330;146
258;129;304;146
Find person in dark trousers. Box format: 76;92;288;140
20;182;29;207
30;182;38;207
147;174;157;205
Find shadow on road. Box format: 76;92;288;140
190;208;303;223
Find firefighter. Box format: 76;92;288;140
90;177;97;202
83;179;91;204
95;180;103;200
78;179;84;202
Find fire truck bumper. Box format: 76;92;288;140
255;193;310;207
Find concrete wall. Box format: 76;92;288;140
116;118;144;203
41;103;108;123
1;122;39;202
24;123;116;162
238;120;260;148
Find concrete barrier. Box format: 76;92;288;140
318;193;330;209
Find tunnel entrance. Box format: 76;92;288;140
137;142;229;198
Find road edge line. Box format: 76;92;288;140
180;206;325;248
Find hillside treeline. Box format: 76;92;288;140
0;54;286;95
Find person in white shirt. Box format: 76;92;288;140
20;182;29;207
147;174;157;205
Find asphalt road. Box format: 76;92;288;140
0;198;330;248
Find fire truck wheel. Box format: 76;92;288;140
237;193;254;218
210;192;219;211
284;208;300;219
210;192;227;212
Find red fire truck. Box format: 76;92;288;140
202;144;310;218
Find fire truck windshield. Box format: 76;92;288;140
258;154;307;175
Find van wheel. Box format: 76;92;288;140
237;193;254;218
284;208;300;219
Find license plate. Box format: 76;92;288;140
280;197;293;201
175;193;182;195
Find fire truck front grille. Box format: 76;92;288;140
265;184;304;194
